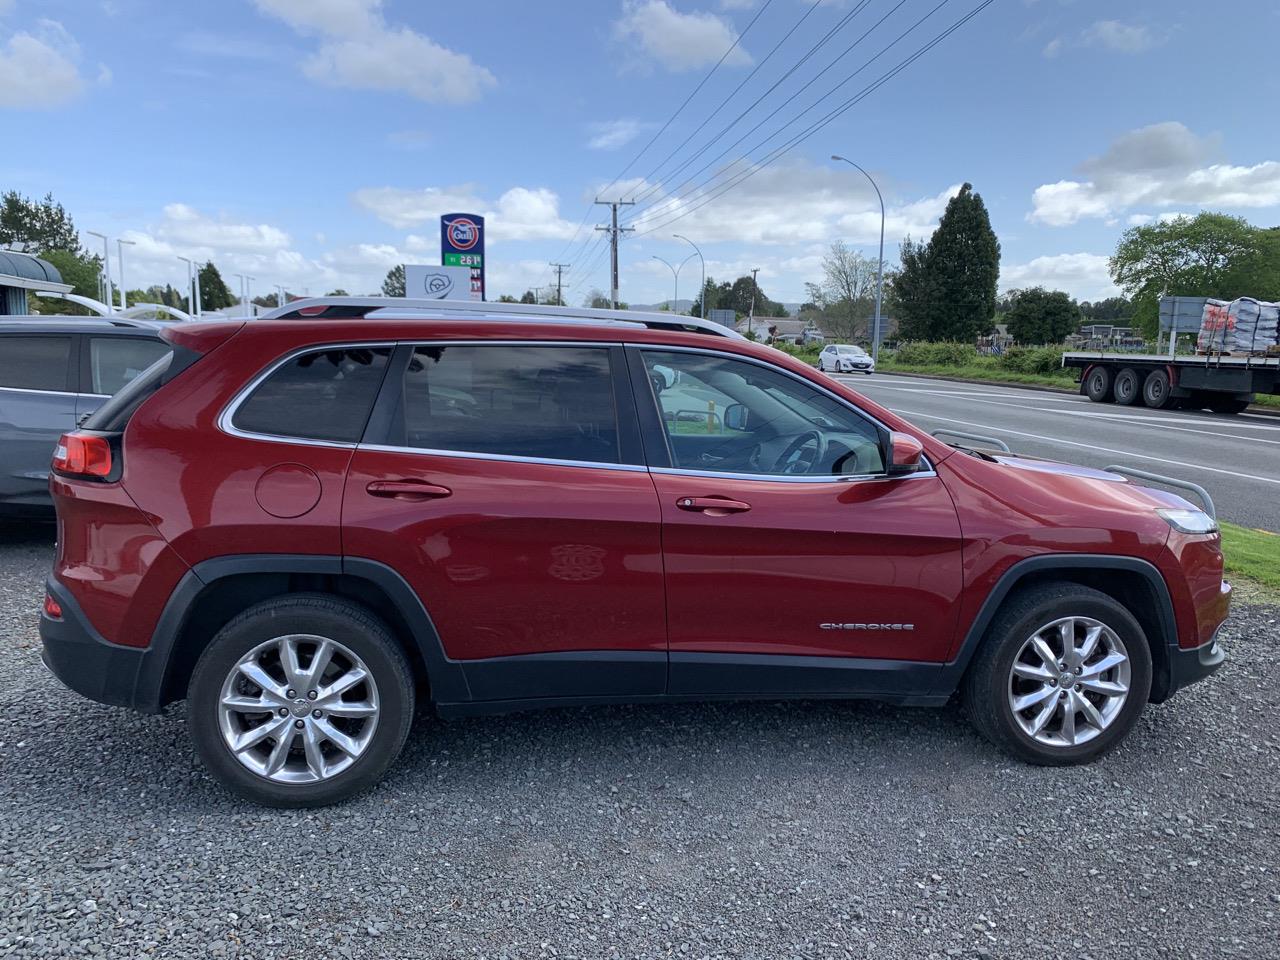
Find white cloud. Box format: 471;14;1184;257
1001;253;1120;302
254;0;495;103
0;20;85;108
588;119;646;150
352;184;578;242
614;0;752;72
1029;122;1280;225
1082;20;1163;54
616;159;960;245
1041;37;1062;58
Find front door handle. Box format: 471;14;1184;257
366;480;452;501
676;496;751;516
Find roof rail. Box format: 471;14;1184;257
0;314;157;329
261;296;745;340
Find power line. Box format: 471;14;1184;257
627;0;874;208
627;0;996;239
626;0;919;230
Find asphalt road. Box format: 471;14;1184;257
835;373;1280;533
2;525;1280;959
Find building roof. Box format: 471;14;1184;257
0;249;64;284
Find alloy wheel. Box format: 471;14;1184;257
1007;616;1131;747
216;634;380;783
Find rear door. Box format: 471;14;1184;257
631;346;964;697
0;333;77;510
342;342;667;703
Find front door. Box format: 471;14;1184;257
631;347;964;697
343;342;666;703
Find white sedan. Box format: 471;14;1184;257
817;343;875;374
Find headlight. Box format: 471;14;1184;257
1157;507;1218;535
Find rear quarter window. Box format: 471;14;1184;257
231;347;392;444
0;335;72;391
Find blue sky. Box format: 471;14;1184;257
3;0;1278;307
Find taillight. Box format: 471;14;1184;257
52;433;113;478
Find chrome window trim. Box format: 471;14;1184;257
218;341;398;450
0;385;79;397
357;443;645;473
635;343;902;480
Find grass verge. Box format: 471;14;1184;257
1219;522;1280;591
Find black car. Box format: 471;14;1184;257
0;318;170;517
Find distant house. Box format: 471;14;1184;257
734;317;821;344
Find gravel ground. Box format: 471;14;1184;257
1;521;1278;960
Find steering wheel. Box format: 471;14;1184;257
772;430;827;475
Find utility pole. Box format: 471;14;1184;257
594;199;634;309
549;262;569;306
748;267;760;338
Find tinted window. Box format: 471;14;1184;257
89;337;172;395
0;335;71;391
233;347;391;444
642;350;884;477
400;345;618;463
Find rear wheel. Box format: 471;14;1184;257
189;594;415;807
1083;366;1114;403
1113;368;1142;406
1142;369;1173;409
963;583;1152;765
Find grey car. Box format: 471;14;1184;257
0;319;169;516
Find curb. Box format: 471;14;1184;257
871;368;1280;417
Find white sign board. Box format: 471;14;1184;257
404;265;481;301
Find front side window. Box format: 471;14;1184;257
641;350;885;477
232;347;391;443
0;335;71;391
89;337;171;395
399;345;619;464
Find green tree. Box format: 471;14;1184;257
1004;287;1080;344
804;240;878;341
198;261;236;310
325;288;349;296
27;248;102;315
1109;212;1280;339
382;264;405;297
0;190;83;253
520;289;537;304
496;294;519;303
893;184;1000;341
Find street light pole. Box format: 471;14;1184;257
117;239;136;310
650;255;694;312
177;256;194;315
831;154;885;362
245;276;255;316
673;234;705;318
233;274;245;317
86;231;112;311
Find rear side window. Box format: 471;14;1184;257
0;335;71;391
398;345;619;464
232;347;391;444
89;336;172;395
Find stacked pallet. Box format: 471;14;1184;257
1197;297;1280;355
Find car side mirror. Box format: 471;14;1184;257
723;403;749;431
886;431;925;475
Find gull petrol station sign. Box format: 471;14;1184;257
440;213;485;301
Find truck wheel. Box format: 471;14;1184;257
1113;368;1142;406
1083;366;1113;403
1141;369;1173;409
188;594;415;808
963;582;1152;765
1208;397;1250;415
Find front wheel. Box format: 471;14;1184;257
962;583;1152;765
188;594;415;807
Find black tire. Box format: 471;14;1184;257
962;582;1152;766
1083;365;1113;403
1141;369;1173;409
188;594;415;807
1113;368;1142;406
1207;397;1250;415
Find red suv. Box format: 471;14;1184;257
39;299;1229;806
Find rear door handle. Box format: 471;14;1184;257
676;496;751;515
366;480;452;501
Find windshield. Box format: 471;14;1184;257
837;346;866;355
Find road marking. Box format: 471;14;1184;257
893;409;1280;486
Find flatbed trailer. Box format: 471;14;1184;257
1061;351;1280;414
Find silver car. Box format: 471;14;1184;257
0;318;169;517
817;343;875;374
